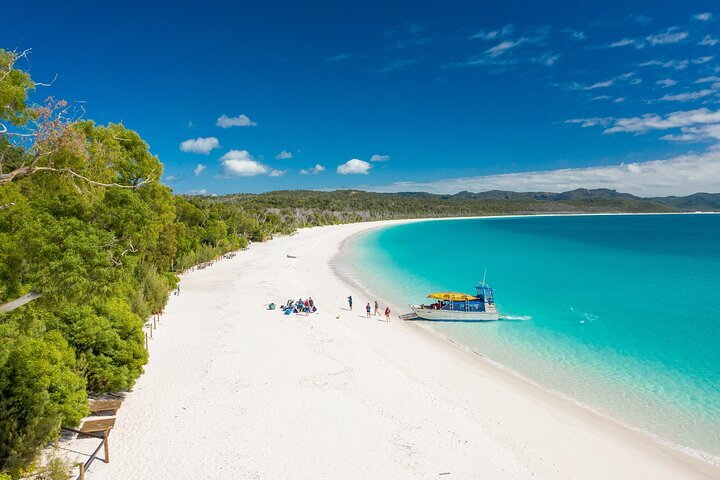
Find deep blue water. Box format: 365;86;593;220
350;214;720;461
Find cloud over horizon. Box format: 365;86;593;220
367;152;720;197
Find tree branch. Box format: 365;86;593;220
0;165;154;188
0;291;43;314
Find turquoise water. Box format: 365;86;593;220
350;214;720;461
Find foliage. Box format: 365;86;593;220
0;49;247;473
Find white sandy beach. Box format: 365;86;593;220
61;220;720;479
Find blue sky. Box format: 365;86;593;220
3;0;720;195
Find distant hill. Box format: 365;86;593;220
208;188;718;228
652;193;720;211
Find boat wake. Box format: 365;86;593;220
500;314;532;321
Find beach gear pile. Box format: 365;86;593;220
282;298;317;315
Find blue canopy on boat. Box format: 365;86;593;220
475;283;495;304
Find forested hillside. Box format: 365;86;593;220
209;187;718;228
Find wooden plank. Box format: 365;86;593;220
80;418;116;433
88;399;122;414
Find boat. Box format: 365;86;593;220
409;282;500;321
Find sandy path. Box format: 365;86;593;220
62;221;719;479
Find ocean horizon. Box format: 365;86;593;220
344;213;720;464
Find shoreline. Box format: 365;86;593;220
331;214;720;469
58;217;719;479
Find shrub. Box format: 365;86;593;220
0;330;87;472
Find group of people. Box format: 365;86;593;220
284;297;317;314
274;295;390;321
347;295;391;322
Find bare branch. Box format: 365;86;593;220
34;73;58;88
0;165;154;188
33;166;154;188
0;291;43;313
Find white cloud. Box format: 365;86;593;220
565;29;586;41
369;152;720;197
220;150;269;176
216;114;257;128
606;108;720;133
536;52;562;66
337;159;372;175
639;58;709;70
585;79;615;90
186;189;210;196
486;39;526;57
608;29;689;49
660;89;716;102
565;117;613;128
300;164;326;175
471;24;515;41
194;164;207;176
646;28;689;46
661;124;720;142
696;76;720;84
269;169;287;177
568;108;720;141
694;12;712;21
275;150;293;160
699;35;719;46
656;79;678;87
179;137;220;154
609;38;641;48
165;175;177;182
572;72;638;91
472;29;499;40
370;154;391;162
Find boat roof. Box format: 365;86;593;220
427;292;478;301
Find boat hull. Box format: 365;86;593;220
410;306;500;322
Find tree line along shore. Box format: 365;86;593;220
1;48;719;478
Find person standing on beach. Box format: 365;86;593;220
348;295;353;310
374;300;379;316
366;302;371;318
384;306;391;322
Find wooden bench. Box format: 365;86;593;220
80;418;116;434
89;399;123;415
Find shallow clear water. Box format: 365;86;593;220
349;214;720;461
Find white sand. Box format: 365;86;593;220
62;220;719;479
